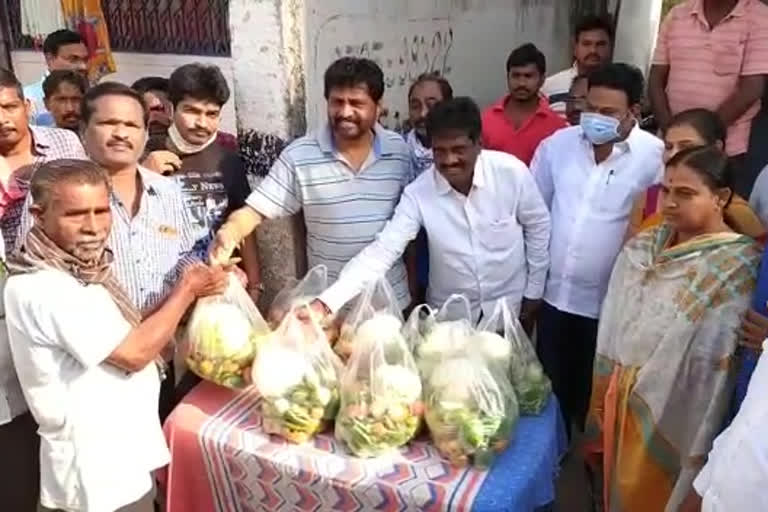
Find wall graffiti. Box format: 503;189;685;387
333;29;454;88
332;28;455;132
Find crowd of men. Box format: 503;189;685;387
1;0;768;510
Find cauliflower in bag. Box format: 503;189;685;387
185;275;270;389
253;307;343;443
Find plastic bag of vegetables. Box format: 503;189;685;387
405;295;475;380
334;279;404;361
335;280;423;457
268;265;327;325
183;273;270;389
268;265;339;344
479;300;551;415
253;304;343;443
425;354;518;469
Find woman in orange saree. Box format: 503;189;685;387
584;146;761;512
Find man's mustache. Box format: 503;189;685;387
107;139;133;149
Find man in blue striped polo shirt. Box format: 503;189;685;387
212;57;413;310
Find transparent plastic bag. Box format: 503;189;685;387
479;300;551;415
253;303;343;443
268;265;338;344
184;273;271;389
335;303;423;457
405;295;474;381
268;265;328;326
334;279;403;362
425;353;519;469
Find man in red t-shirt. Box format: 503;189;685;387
482;43;567;165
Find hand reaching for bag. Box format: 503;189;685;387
294;299;338;344
209;223;240;266
180;263;229;298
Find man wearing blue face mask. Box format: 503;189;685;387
530;63;664;439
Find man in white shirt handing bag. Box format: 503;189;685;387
312;97;551;328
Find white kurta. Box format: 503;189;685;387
694;339;768;512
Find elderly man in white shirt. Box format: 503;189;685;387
5;159;227;512
314;97;551;326
531;63;664;438
679;339;768;512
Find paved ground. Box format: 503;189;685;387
554;431;591;512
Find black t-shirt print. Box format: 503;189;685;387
172;138;250;250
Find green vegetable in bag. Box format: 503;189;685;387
425;356;518;469
335;281;424;457
254;307;342;443
185;275;270;389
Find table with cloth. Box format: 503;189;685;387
160;381;567;512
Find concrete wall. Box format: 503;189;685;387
11;0;574;136
613;0;663;76
304;0;572;131
228;0;308;306
10;50;238;134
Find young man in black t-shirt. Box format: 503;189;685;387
164;64;262;303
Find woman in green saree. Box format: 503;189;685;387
584;146;761;511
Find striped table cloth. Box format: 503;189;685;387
160;382;566;512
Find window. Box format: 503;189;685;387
102;0;230;56
8;0;231;57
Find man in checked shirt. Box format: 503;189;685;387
0;68;86;250
17;82;222;420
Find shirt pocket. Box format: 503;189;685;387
713;40;746;77
598;179;635;216
148;225;188;295
478;217;522;251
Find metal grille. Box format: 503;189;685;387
102;0;231;56
8;0;231;57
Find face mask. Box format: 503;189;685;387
580;112;622;145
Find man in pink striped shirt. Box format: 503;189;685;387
649;0;768;197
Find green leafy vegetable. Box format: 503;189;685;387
425;357;518;469
253;313;342;443
335;307;424;457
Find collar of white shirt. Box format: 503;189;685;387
433;161;487;195
578;123;640;155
